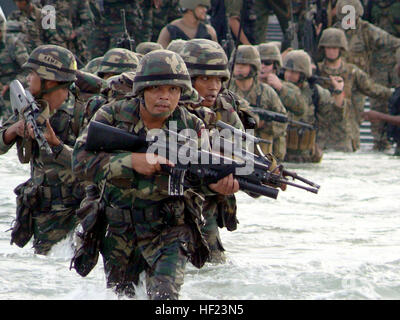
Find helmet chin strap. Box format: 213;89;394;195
34;79;71;99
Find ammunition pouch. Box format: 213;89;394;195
287;126;316;152
10;179;39;248
216;195;239;232
70;196;106;277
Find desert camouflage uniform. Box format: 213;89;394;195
180;38;243;263
0;45;85;255
0;24;29;119
229;45;287;161
72;50;211;299
317;28;393;151
281;50;347;162
334;0;400;150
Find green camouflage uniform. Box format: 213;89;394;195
87;0;142;60
151;0;182;42
8;3;66;53
41;0;94;67
317;28;393;151
72;50;212;299
0;45;85;255
334;0;400;150
0;31;29;119
180;38;244;263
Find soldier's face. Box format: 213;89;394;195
233;64;251;78
284;69;301;84
27;71;41;95
193;76;222;107
260;61;275;78
324;47;340;61
143;85;181;119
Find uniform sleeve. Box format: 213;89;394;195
317;85;348;122
353;66;393;100
72;104;137;184
278;81;307;116
367;21;400;52
0;115;19;155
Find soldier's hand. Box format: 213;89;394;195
209;174;240;195
362;110;384;123
330;76;344;92
131;153;174;176
266;74;282;91
1;84;9;97
43;120;61;147
4;120;29;144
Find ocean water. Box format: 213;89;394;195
0;145;399;300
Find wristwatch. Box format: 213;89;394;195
51;141;64;157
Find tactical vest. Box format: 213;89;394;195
166;23;212;41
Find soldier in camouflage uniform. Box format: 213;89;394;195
229;45;288;161
0;45;85;255
0;11;29;120
135;41;163;55
157;0;218;48
367;0;400;37
281;50;346;162
151;0;182;42
316;28;393;151
72;49;239;299
87;0;142;60
334;0;400;151
180;38;245;263
257;43;308;141
9;0;67;52
40;0;94;67
84;48;139;123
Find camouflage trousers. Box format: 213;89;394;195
32;184;81;255
201;199;226;264
101;209;192;300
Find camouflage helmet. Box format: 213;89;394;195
97;48;139;78
22;45;77;82
233;45;261;72
180;0;210;10
180;38;230;81
318;27;348;51
166;39;187;55
81;56;103;74
132;49;193;97
282;50;312;78
257;43;282;67
336;0;364;20
135;42;163;55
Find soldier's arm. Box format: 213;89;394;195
367;21;400;51
157;26;171;48
277;81;306;116
317;85;348;122
354;65;393;100
0;115;23;154
75;0;95;38
206;24;218;43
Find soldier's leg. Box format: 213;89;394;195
254;0;271;44
33;189;80;255
272;133;287;162
369;97;391;151
201;200;226;264
101;226;145;298
145;225;191;300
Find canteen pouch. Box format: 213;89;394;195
10;179;39;248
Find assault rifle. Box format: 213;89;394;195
116;9;135;51
84;120;320;198
10;80;53;155
250;107;314;130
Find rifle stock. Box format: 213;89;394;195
250;107;314;130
